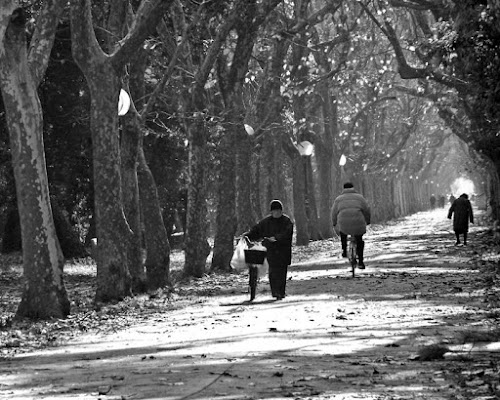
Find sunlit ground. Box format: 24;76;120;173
1;207;498;400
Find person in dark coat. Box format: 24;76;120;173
430;194;436;209
331;182;371;268
448;193;474;245
438;195;445;208
244;200;294;300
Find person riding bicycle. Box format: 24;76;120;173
331;182;371;269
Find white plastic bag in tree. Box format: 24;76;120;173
230;237;248;271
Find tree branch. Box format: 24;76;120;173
361;1;469;92
141;0;205;120
27;0;66;87
70;0;107;72
111;0;175;71
347;96;398;138
194;0;243;89
0;2;19;60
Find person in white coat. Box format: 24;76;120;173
331;182;371;268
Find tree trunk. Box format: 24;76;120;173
212;0;261;269
314;137;333;232
211;129;237;272
138;147;171;290
70;6;133;301
488;160;500;220
184;110;211;277
0;6;69;318
236;131;255;234
70;0;173;302
292;155;309;246
121;112;147;293
314;84;338;239
181;2;244;278
88;74;134;303
262;131;287;205
129;44;171;291
250;151;262;221
305;157;322;240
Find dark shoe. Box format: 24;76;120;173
358;261;365;269
341;250;347;258
455;241;460;246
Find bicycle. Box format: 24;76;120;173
243;237;267;301
248;264;259;301
347;235;357;278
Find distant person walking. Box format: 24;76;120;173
438;195;445;208
448;193;474;246
449;194;456;205
430;195;436;209
331;182;371;268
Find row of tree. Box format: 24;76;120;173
0;0;497;319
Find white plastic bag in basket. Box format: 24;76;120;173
251;242;266;252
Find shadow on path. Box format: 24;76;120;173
1;208;498;400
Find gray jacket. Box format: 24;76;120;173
331;188;371;236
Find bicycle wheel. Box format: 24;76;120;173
249;265;258;301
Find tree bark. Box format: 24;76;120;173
69;0;173;302
182;4;243;277
138;147;171;289
121;110;147;293
236;131;255;233
292;155;309;246
130;45;171;291
0;4;70;318
211;128;237;272
212;1;264;271
305;157;322;240
313;82;337;239
184;107;211;277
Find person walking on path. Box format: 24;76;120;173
331;182;371;268
448;193;474;246
244;200;294;300
430;194;436;209
438;195;445;208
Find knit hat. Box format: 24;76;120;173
270;200;283;211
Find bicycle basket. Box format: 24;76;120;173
244;249;267;264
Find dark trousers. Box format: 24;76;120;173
454;230;468;244
340;232;364;261
268;263;288;297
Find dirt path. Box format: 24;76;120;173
1;209;499;400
